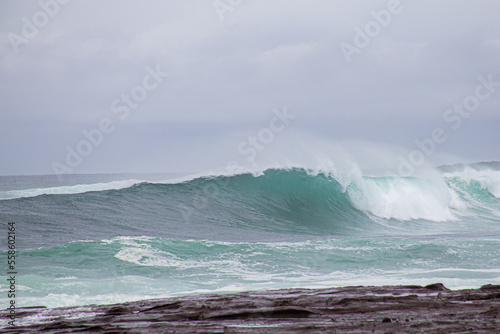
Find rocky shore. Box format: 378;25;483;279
2;283;499;333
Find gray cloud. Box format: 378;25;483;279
1;0;499;176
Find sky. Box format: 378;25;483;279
1;0;499;176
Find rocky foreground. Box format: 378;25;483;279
2;283;499;333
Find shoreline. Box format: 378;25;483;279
2;283;499;333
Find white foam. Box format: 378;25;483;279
0;179;144;200
348;176;457;222
114;243;247;272
445;167;500;198
16;292;158;309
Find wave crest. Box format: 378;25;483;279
2;163;499;228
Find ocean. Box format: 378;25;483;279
1;161;499;311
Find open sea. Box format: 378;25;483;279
1;161;499;311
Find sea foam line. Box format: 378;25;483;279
0;179;144;200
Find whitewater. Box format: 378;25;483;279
0;161;499;309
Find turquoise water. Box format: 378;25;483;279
1;162;499;308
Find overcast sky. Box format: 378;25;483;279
1;0;499;176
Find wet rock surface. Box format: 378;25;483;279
2;284;500;333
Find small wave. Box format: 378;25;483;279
0;179;144;200
445;167;500;199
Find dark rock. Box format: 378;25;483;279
480;284;500;290
105;306;132;316
41;321;73;330
424;283;448;291
2;284;500;333
141;301;182;312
